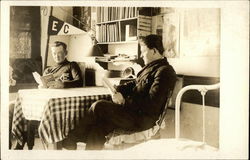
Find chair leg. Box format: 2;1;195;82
152;131;161;139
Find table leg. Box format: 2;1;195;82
27;120;36;150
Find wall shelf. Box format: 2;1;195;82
94;7;155;72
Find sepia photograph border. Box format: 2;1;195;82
1;0;249;159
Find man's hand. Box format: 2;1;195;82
112;92;125;105
47;80;64;89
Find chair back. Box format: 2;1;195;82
157;90;174;127
105;77;177;147
76;62;86;86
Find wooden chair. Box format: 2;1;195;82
104;89;174;150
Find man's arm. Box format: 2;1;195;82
115;80;136;98
63;62;83;88
128;66;176;114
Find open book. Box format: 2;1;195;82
102;77;117;94
32;72;55;88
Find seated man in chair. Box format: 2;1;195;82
63;34;177;150
10;41;83;149
40;41;83;88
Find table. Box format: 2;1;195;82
12;87;111;149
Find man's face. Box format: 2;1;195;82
51;46;67;64
140;42;154;65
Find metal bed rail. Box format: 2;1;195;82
175;83;220;143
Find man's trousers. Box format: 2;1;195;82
67;100;139;150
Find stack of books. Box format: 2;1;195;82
96;23;120;42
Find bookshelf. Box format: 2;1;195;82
94;7;156;74
96;7;153;44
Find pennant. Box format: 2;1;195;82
48;16;86;35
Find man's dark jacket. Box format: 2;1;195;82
43;59;83;88
116;57;176;130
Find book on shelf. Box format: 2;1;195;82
104;24;106;42
106;24;110;42
32;72;55;88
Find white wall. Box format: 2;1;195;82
67;34;93;62
168;57;220;77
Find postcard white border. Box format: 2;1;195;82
1;1;249;159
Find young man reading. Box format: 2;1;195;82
10;41;83;149
63;34;177;150
40;41;83;88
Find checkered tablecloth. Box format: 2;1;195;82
38;94;111;145
11;87;111;147
12;96;26;145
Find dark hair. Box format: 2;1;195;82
141;34;164;55
51;41;67;51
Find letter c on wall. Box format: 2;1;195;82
64;24;69;34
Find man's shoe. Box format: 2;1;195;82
62;137;77;150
